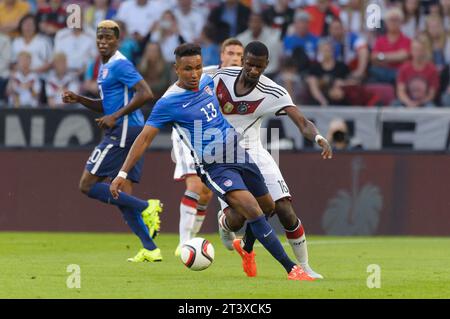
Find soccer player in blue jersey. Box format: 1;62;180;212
110;43;314;280
62;20;163;263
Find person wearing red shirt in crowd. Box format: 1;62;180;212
304;0;340;37
394;38;439;108
370;7;411;84
37;0;66;38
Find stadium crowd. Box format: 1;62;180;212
1;0;450;108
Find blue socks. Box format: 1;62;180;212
87;183;148;212
248;215;296;273
119;206;156;251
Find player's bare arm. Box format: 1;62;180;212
110;125;159;199
96;80;154;129
62;91;103;113
284;105;333;159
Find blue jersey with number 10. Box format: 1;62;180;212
146;74;240;165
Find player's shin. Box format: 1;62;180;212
119;206;157;251
248;215;296;273
87;182;148;211
285;219;308;265
191;204;207;236
179;191;199;245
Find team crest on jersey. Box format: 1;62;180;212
224;179;233;187
102;68;109;79
204;86;213;96
223;102;234;114
237;102;249;114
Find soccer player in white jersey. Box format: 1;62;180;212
212;41;332;279
173;38;244;256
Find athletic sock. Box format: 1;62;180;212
192;204;207;236
243;221;257;253
285;219;308;265
119;206;157;250
179;191;199;245
87;183;148;211
248;215;296;273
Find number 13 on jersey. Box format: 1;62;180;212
200;102;218;122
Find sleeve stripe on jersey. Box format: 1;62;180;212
257;82;287;96
256;84;283;98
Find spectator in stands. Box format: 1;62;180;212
438;0;450;30
149;10;184;63
198;23;221;66
327;18;369;83
173;0;206;43
262;0;295;39
306;39;350;107
339;0;366;35
84;0;117;31
237;13;282;77
11;14;53;76
45;52;80;108
81;54;101;98
395;39;439;108
423;15;450;72
0;0;31;37
207;0;251;42
327;118;363;150
274;57;304;105
401;0;425;39
116;20;140;64
138;42;172;100
283;10;318;74
304;0;340;37
37;0;66;38
6;51;41;108
0;31;11;105
370;8;411;84
54;24;97;78
115;0;169;43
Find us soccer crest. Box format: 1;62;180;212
102;68;109;79
204;86;213;96
223;102;234;114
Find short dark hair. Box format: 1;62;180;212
244;41;269;59
174;43;202;60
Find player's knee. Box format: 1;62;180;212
275;198;297;228
186;177;203;195
261;200;275;217
223;208;246;231
201;188;213;203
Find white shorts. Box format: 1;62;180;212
219;146;291;210
172;129;197;181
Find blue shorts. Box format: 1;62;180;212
198;162;269;202
85;125;144;183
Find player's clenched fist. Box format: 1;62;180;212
62;91;79;104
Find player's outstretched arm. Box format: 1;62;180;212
284;105;333;159
95;80;153;129
110;125;159;199
61;91;103;113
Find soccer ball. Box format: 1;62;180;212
180;237;215;271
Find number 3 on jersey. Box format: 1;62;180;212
200;102;217;122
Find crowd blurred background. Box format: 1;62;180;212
1;0;450;109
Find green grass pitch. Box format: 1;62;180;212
1;232;449;299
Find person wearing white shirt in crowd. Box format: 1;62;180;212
46;52;80;108
11;14;53;77
150;10;185;63
237;13;282;77
172;0;205;43
115;0;169;42
53;26;97;77
0;31;11;104
6;51;41;108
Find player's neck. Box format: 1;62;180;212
235;74;258;96
101;50;117;64
176;81;199;92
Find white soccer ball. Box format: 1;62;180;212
180;237;215;271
